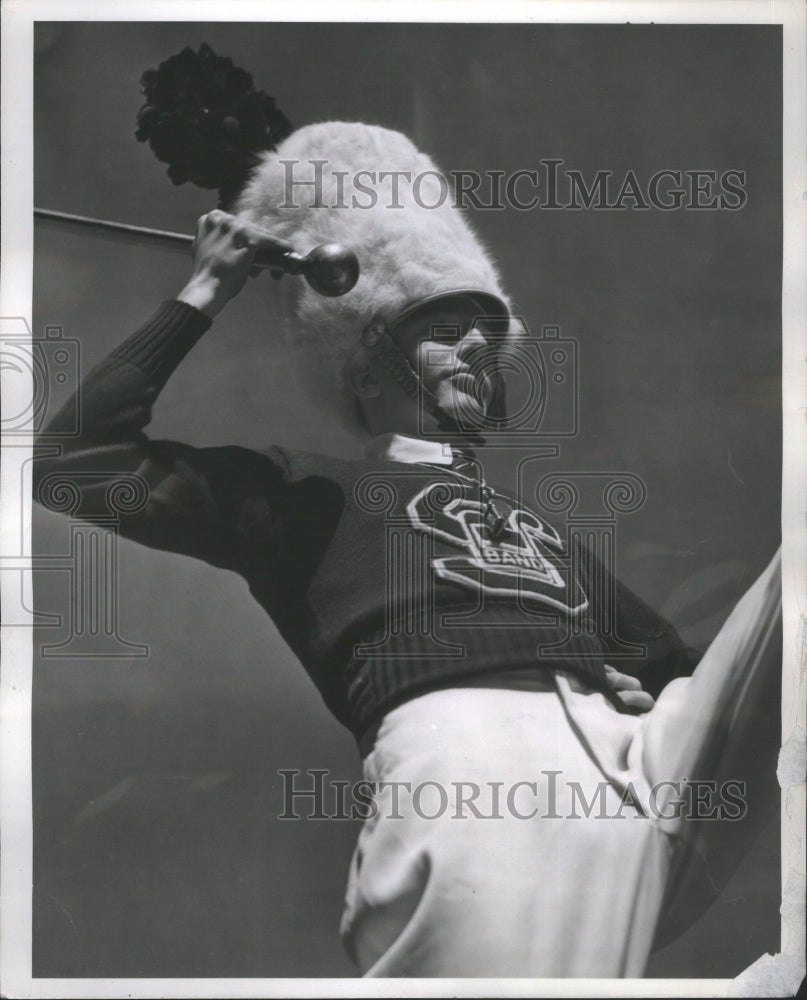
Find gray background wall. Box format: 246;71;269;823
32;22;781;978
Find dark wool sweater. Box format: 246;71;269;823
34;301;699;746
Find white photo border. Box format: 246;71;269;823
2;1;804;997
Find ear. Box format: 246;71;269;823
346;349;382;399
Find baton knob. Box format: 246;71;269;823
295;243;360;297
266;243;359;297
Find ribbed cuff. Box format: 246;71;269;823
110;300;212;386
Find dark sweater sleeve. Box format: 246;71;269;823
33;301;291;572
580;542;701;696
610;575;701;696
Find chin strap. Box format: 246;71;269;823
361;317;450;428
360;316;486;448
360;288;511;443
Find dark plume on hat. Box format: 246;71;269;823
135;43;293;209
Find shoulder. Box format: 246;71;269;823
255;443;366;482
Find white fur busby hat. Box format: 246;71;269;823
234;121;510;434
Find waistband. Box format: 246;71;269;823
355;666;568;757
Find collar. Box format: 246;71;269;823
363;433;455;466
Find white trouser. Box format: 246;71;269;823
340;550;781;977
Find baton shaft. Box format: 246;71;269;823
34;206;360;295
33;207;297;270
34;207;194;249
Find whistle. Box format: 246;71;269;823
34;207;360;298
